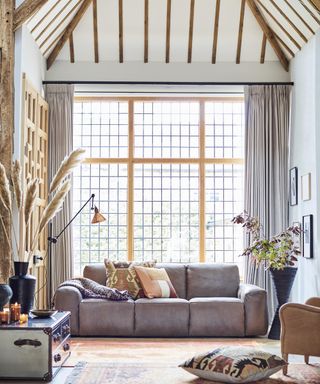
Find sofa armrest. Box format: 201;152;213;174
54;286;82;335
305;297;320;308
238;283;268;336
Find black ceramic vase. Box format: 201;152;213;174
9;262;36;314
268;267;297;340
0;284;13;311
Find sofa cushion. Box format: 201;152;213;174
179;346;286;383
187;264;240;299
83;264;107;286
79;299;135;336
104;259;156;299
189;297;244;336
156;263;187;299
135;298;189;337
135;267;178;298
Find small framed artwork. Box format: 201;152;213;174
293;221;301;251
301;173;311;201
290;167;298;206
302;215;313;259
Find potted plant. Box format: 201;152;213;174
232;211;301;339
0;148;85;313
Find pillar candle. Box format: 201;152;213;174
10;303;21;322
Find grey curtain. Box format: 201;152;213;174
244;85;291;321
45;84;74;299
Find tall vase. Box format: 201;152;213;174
0;284;13;311
268;267;297;340
9;262;36;314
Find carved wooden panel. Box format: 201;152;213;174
21;74;48;309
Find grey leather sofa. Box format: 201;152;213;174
54;263;268;337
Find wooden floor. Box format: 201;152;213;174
7;337;320;383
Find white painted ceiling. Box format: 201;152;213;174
27;0;320;67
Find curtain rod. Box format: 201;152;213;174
42;81;294;86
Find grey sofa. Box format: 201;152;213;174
54;263;268;337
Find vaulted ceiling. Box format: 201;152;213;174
26;0;320;72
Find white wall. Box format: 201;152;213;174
289;31;320;302
14;25;46;159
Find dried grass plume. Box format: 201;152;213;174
12;160;22;209
24;179;39;226
49;148;85;194
0;163;12;212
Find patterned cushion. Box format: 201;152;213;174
179;346;287;383
104;260;156;300
134;266;178;298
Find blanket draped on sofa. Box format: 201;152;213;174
57;277;131;301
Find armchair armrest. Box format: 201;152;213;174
280;302;320;357
238;283;268;336
305;297;320;307
54;286;82;335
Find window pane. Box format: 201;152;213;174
74;101;128;158
73;163;127;275
205;101;244;158
205;163;244;272
134;102;199;158
134;164;199;262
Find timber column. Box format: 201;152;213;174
0;0;14;282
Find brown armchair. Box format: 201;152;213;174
280;297;320;374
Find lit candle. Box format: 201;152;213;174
10;303;21;322
0;309;10;324
19;314;28;324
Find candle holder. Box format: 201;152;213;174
0;309;11;324
10;303;21;322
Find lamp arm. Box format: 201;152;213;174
48;193;95;243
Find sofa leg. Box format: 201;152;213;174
282;353;288;375
304;355;309;365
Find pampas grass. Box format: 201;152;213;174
24;179;39;226
0;163;12;212
49;148;85;194
12;160;22;209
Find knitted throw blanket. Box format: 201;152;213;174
58;277;131;301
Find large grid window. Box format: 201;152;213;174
73;98;244;275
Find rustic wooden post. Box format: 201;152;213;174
0;0;14;283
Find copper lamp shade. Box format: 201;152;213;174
91;206;106;224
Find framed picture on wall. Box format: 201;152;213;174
301;173;311;201
293;221;301;252
302;215;313;259
290;167;298;206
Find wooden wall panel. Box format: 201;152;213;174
21;75;48;309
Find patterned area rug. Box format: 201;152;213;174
65;361;320;384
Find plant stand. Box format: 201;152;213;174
268;268;297;340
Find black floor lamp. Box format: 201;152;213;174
47;193;106;307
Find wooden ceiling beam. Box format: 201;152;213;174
273;31;295;58
166;0;171;63
256;0;301;50
268;0;307;43
236;0;246;64
144;0;148;63
283;0;315;35
31;0;62;33
36;0;73;42
297;0;320;25
211;0;221;64
188;0;195;63
260;33;267;63
69;32;75;63
308;0;320;12
246;0;289;71
119;0;123;63
93;0;99;63
40;0;82;50
47;0;93;70
14;0;48;31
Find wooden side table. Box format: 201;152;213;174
0;311;71;381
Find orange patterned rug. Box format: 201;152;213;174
65;362;320;384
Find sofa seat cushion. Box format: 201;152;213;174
135;298;189;337
187;264;240;299
79;299;135;336
189;297;245;337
